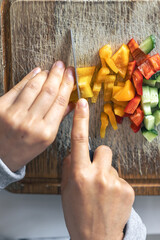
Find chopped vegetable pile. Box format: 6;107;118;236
70;35;160;142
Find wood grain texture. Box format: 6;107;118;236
2;0;160;195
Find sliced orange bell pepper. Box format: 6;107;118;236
113;104;125;117
112;44;130;78
104;82;114;90
104;103;118;130
111;98;128;107
91;82;102;103
105;58;119;74
101;58;107;68
116;81;125;87
104;75;116;83
100;112;109;138
96;67;110;82
113;80;135;101
77;66;96;77
112;86;123;97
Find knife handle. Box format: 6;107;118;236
89;149;94;162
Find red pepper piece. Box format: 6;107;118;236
124;95;141;114
124;113;132;117
148;54;160;72
115;115;123;124
132;69;143;95
138;59;155;80
130;122;141;133
127;39;139;54
130;106;144;127
125;61;136;80
132;48;150;66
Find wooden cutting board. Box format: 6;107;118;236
1;0;160;195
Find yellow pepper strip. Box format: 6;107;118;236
96;67;110;83
104;103;118;130
91;82;102;103
112;44;130;78
70;90;78;102
117;81;125;87
104;75;116;83
112;86;123;97
99;45;112;59
101;58;107;68
111;98;128;107
104;91;112;102
100;112;109;138
113;104;125;117
113;80;135;101
104;82;114;90
105;58;119;74
77;66;96;77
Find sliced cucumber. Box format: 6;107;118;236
153;110;160;126
150;71;160;80
140;35;156;54
141;86;150;104
143;79;157;87
141;103;152;115
141;127;158;142
150;87;159;108
144;115;155;130
158;90;160;108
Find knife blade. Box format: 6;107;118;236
70;29;94;161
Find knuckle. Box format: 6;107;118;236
40;128;53;144
26;80;39;91
72;170;88;189
95;145;112;157
71;131;88;143
42;86;57;98
95;173;107;191
56;95;67;107
123;185;135;203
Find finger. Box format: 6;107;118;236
29;61;65;117
93;145;112;171
44;67;74;124
71;98;91;169
109;166;119;178
0;67;41;106
63;102;75;119
61;154;71;191
9;71;48;111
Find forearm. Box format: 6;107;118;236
0;158;26;190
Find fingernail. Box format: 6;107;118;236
53;61;64;69
77;99;88;108
31;67;41;77
66;67;75;82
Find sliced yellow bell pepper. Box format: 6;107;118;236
112;86;123;97
111;98;128;107
112;44;130;78
96;67;110;82
100;112;109;138
104;91;112;102
104;103;118;130
113;80;135;101
77;66;95;77
101;58;107;68
91;82;102;103
117;81;125;87
104;82;114;90
104;75;116;83
113;104;125;117
99;45;112;59
105;58;119;74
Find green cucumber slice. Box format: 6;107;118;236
141;127;158;142
143;79;157;87
158;90;160;108
142;86;150;104
153;110;160;126
144;115;155;130
139;35;156;54
141;103;152;115
150;87;159;108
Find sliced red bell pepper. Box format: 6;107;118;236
138;59;155;80
132;48;150;66
127;39;139;54
124;113;132;117
125;61;136;80
115;115;123;124
132;69;143;95
130;122;141;133
124;95;141;114
148;53;160;72
130;106;144;127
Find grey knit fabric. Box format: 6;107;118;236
0;159;26;190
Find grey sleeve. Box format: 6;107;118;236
124;208;147;240
0;158;26;190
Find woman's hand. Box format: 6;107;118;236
0;61;74;172
61;98;135;240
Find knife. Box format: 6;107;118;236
70;29;94;162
